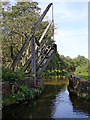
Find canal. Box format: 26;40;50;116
2;78;90;119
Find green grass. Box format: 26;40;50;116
74;63;90;81
76;75;90;81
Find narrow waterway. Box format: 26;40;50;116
2;78;90;119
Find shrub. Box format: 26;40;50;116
2;67;25;82
3;85;41;105
2;66;32;82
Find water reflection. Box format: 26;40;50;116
2;78;90;119
69;94;90;116
3;85;64;118
52;87;89;118
44;76;69;85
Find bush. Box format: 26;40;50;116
2;67;25;82
2;66;32;82
74;64;89;81
3;85;41;105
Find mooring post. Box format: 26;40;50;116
31;36;36;87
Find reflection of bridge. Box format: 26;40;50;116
11;3;57;86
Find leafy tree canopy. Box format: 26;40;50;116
2;1;54;68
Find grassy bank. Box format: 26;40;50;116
73;64;90;81
75;75;90;81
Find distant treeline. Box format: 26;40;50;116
44;52;89;80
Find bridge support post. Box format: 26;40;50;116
31;37;36;87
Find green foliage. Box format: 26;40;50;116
13;86;40;102
2;1;54;68
42;68;69;79
3;85;41;105
77;92;90;99
43;54;89;80
2;2;40;66
2;66;32;82
73;56;89;81
45;53;76;74
73;55;88;67
46;52;60;70
74;63;90;81
2;2;89;82
74;64;88;75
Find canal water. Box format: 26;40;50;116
2;78;90;119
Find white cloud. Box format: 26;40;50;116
36;0;89;3
38;1;88;23
2;0;89;2
37;1;88;58
54;2;88;22
55;28;88;58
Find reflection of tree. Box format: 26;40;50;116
69;94;90;115
3;84;65;118
44;78;69;86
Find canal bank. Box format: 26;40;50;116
2;78;90;119
68;75;90;99
2;77;44;107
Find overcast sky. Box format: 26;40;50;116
36;0;88;59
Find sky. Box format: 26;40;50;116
4;0;88;59
36;0;88;59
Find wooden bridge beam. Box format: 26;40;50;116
31;37;36;86
11;3;53;71
39;20;53;43
31;37;36;74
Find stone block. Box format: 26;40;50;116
68;75;90;99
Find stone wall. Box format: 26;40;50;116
1;81;11;96
1;77;36;96
68;75;90;99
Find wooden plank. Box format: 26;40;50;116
36;44;57;76
35;39;47;53
22;40;52;70
35;40;51;55
31;37;36;86
32;3;53;34
39;21;53;43
31;37;36;74
36;42;52;67
35;21;52;50
11;3;53;70
24;56;32;67
38;48;53;65
36;62;40;66
37;49;55;77
11;45;13;59
36;52;44;62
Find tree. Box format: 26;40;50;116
2;1;54;68
73;55;88;68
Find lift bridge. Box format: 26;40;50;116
11;3;57;87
